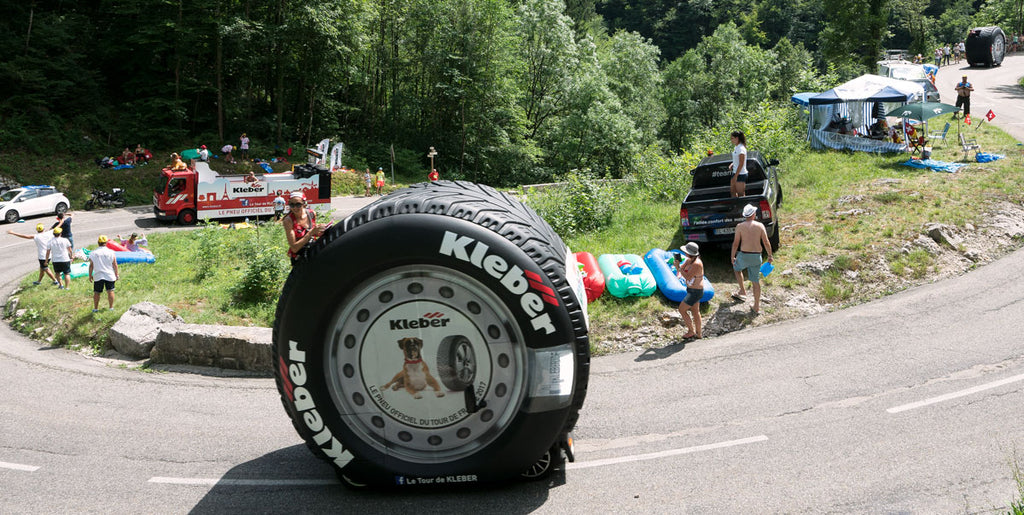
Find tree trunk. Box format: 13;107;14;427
24;1;34;54
216;0;225;143
175;0;183;130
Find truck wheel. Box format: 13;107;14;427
273;181;590;484
177;209;197;225
54;202;68;216
769;226;780;252
436;335;477;391
5;210;19;223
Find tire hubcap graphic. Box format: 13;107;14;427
325;265;527;463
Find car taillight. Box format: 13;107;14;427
759;199;772;219
680;207;689;226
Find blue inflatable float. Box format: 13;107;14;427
115;251;156;264
643;248;714;303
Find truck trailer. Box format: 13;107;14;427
153;162;331;224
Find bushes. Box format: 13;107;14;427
524;169;622;237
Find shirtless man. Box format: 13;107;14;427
731;204;774;314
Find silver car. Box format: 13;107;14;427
0;186;71;223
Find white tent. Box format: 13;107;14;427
807;74;925;152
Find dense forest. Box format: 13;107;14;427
1;0;1021;185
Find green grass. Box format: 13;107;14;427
8;223;290;353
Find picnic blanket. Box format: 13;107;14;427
901;159;966;173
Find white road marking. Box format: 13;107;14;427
0;461;40;472
887;371;1024;413
148;477;336;486
565;435;768;470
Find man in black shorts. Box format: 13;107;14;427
89;235;120;311
954;75;973;117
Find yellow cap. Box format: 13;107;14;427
53;227;62;235
36;223;44;232
98;235;108;245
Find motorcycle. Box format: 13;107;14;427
84;188;127;210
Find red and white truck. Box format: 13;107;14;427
153;162;331;224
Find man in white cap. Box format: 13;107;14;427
673;242;705;339
89;235;120;312
7;223;59;286
731;203;773;314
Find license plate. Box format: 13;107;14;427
713;227;735;235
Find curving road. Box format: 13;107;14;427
936;53;1024;142
2;60;1024;512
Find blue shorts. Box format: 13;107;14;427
733;251;762;283
736;173;748;182
682;287;704;306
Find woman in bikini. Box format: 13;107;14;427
674;242;705;340
283;192;326;266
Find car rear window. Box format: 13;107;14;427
692;159;766;189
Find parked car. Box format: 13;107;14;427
876;60;941;102
679;152;782;251
0;186;70;224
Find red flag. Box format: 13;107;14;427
986;109;995;121
965;114;971;125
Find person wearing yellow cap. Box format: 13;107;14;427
7;224;59;286
89;235;120;312
46;226;73;289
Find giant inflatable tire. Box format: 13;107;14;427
966;26;1006;67
273;181;590;486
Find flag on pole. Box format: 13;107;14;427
985;109;995;121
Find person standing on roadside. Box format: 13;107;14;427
731;204;774;314
47;227;73;290
273;194;286;220
89;235;119;312
363;169;373;196
50;211;74;250
728;131;748;198
283;192;326;266
955;75;973;118
673;242;705;340
374;167;386;196
240;133;250;161
7;224;59;286
428;168;440;182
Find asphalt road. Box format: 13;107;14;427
2;60;1024;512
936;53;1024;142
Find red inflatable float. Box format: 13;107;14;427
574;251;605;303
105;241;128;252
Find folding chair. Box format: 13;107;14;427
909;135;927;155
959;132;980;160
928;122;951;146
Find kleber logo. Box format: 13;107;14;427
389;313;452;330
281;341;354;469
438;231;557;334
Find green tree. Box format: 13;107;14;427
599;30;666;148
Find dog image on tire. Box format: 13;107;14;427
273;181;590;488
